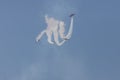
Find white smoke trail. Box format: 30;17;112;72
65;17;74;39
36;15;74;46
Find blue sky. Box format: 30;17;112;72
0;0;120;80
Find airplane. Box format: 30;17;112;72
69;13;75;17
63;37;69;40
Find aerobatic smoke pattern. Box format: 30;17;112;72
36;14;74;46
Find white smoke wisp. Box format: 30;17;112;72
11;62;48;80
65;17;73;39
36;15;74;46
11;52;86;80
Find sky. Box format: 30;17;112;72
0;0;120;80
